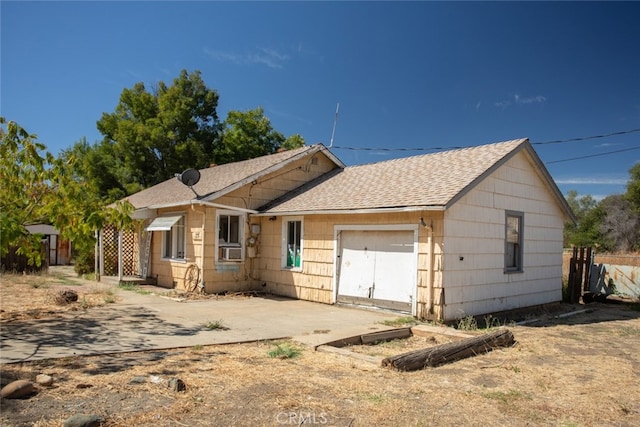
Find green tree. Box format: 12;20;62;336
96;69;220;192
215;107;305;164
625;162;640;212
61;137;133;202
564;190;600;247
0;118;134;268
74;71;305;201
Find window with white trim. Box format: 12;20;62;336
282;217;303;269
505;211;524;273
162;216;186;260
217;211;244;261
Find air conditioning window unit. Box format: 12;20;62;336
221;247;242;261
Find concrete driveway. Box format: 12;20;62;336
0;277;400;364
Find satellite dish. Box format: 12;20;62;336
177;169;201;187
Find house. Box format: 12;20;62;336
100;138;574;321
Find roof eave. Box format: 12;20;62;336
255;205;447;217
200;144;345;203
443;139;576;223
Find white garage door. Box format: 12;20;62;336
337;230;416;312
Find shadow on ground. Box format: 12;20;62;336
0;305;207;364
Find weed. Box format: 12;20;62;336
381;316;419;327
361;392;384;403
457;315;478;331
482;314;511;329
268;342;302;359
118;281;138;291
614;326;639;337
481;389;527;404
191;344;204;351
49;272;82;286
118;281;152;295
80;296;88;310
205;319;229;331
103;293;117;304
29;280;48;289
82;273;97;281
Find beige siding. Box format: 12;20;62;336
442;150;566;320
145;152;339;293
256;211;444;316
215;153;338;211
147;206;254;292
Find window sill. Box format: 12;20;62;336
162;258;187;263
504;269;524;274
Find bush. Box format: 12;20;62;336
74;248;95;276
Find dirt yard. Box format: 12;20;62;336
1;271;639;427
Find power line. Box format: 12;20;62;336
546;145;640;164
532;128;640;145
331;127;640;152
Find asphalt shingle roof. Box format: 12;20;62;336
262;138;529;213
124;145;322;210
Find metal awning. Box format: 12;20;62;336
145;216;182;231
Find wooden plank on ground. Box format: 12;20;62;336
411;324;475;339
360;328;412;344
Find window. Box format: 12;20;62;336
505;211;523;273
283;217;303;269
162;216;186;260
218;212;244;261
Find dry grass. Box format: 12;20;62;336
0;271;118;322
2;272;640;426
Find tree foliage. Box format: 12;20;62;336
598;194;639;252
215;107;304;164
625;162;640;212
564;163;640;252
0;118;134;268
96;69;220;192
73;70;305;202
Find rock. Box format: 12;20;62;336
167;378;186;392
36;374;53;386
129;376;147;384
149;375;163;384
63;414;106;427
57;289;78;304
76;383;93;389
0;380;35;399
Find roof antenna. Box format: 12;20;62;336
328;102;339;148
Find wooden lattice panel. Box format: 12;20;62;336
101;226;139;277
102;225;118;276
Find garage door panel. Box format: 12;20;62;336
337;230;415;311
338;245;374;298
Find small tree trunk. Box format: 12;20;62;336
381;328;515;371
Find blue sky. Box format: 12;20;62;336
2;1;639;200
